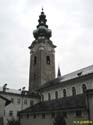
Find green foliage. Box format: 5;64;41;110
7;118;20;125
53;113;66;125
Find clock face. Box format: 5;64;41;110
39;46;44;50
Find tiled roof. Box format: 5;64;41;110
38;64;93;91
19;94;86;114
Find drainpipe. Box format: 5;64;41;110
86;92;90;124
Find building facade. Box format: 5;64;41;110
0;95;11;125
19;9;93;125
0;88;40;125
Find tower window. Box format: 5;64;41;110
34;56;37;65
48;93;51;100
82;84;87;93
55;91;58;99
63;89;66;97
46;56;50;64
72;87;76;96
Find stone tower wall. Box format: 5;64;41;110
29;40;55;92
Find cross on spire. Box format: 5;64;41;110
42;7;44;12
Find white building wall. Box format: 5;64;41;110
87;79;93;89
42;78;93;101
0;98;5;117
0;93;39;125
20;111;89;125
21;114;54;125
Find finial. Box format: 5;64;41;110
33;7;52;40
42;7;44;12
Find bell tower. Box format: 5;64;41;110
29;9;56;92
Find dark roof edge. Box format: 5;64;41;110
19;94;86;115
19;106;86;115
37;73;93;92
0;95;11;106
0;91;40;99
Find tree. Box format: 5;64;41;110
53;113;66;125
7;118;20;125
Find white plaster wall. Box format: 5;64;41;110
20;111;89;125
0;98;5;117
87;79;93;89
42;78;93;101
0;93;39;125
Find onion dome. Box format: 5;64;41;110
33;8;52;40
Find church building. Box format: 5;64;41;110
19;9;93;125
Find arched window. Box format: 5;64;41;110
48;93;51;100
34;56;37;65
46;56;50;64
55;91;58;99
63;89;66;97
82;84;87;93
72;87;76;96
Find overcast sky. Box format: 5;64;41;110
0;0;93;90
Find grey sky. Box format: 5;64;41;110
0;0;93;90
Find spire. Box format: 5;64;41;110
57;66;61;77
42;7;44;12
33;9;52;40
37;8;47;28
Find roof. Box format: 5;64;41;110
61;64;93;82
0;95;11;106
19;94;86;114
0;87;22;94
38;64;93;91
0;91;40;99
